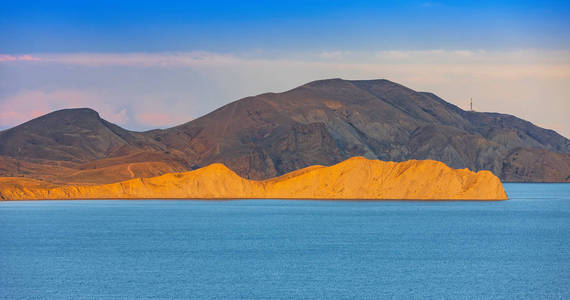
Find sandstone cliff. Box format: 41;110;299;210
0;157;507;200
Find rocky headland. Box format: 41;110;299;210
0;157;507;200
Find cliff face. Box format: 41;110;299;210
0;157;507;201
1;79;568;184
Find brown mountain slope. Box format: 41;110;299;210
0;109;188;184
0;108;156;161
501;148;570;182
0;157;507;200
0;79;568;183
150;79;569;181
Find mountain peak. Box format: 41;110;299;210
0;107;130;162
300;78;348;88
15;108;102;130
42;107;100;119
299;78;408;96
302;78;398;87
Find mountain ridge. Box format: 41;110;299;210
0;78;568;183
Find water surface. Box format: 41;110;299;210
1;183;569;299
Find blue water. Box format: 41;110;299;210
1;184;569;299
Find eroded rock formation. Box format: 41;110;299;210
0;157;507;200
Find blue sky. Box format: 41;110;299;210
1;1;569;137
2;0;569;52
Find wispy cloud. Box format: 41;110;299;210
0;90;128;127
0;54;40;62
135;112;190;128
2;50;569;79
318;51;349;60
25;51;239;67
1;49;569;136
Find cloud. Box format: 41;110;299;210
1;49;569;137
135;112;190;128
135;113;172;126
31;51;240;68
0;54;40;62
373;49;570;65
0;89;196;130
2;50;568;80
0;90;128;127
318;51;347;59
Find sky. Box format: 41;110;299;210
1;0;569;137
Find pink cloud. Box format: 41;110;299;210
135;112;189;128
0;90;128;128
0;110;49;127
0;54;40;62
136;113;171;126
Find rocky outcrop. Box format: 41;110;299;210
0;157;507;200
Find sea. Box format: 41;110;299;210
0;183;568;299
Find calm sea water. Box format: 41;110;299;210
1;183;569;299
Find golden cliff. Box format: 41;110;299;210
0;157;507;200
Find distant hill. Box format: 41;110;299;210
0;79;568;183
0;108;185;184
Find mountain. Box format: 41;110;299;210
0;79;568;183
0;157;507;200
0;108;186;184
149;78;569;181
0;108;155;161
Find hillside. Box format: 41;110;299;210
0;157;507;200
151;79;569;181
0;79;568;183
0;108;187;184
